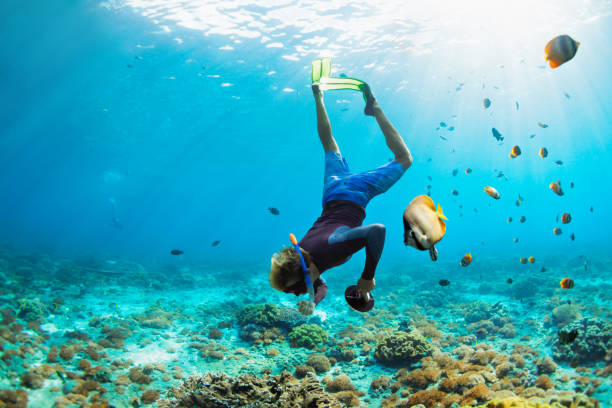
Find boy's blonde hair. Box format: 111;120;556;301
269;247;312;291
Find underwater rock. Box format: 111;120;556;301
289;324;328;349
16;298;48;322
553;318;612;365
374;331;433;367
158;371;343;408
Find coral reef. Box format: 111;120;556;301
288;324;328;349
551;304;582;327
16;298;48;322
158;371;343;407
374;330;433;367
0;389;28;408
472;390;599;408
306;353;331;374
553;317;612;365
237;304;281;328
463;301;509;324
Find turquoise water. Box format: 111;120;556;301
0;1;611;407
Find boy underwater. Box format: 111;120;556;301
269;82;447;315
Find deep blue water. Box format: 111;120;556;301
1;1;611;271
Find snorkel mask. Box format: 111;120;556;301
289;233;315;303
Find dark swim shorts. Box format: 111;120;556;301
322;152;405;208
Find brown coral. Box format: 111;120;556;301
460;383;491;405
397;368;440;389
406;388;446;408
324;374;355;392
0;389;28;408
536;356;557;374
129;367;153;385
141;389;160;404
306;353;331;374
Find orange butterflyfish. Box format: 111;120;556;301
528;256;535;264
512;145;521;157
561;212;572;224
520;257;528;264
484;186;500;199
550;180;564;196
545;35;580;69
507;217;512;223
460;253;472;267
513;237;518;243
560;278;574;289
553;227;562;235
509;152;517;159
539;147;548;158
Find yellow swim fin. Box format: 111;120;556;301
437;204;448;221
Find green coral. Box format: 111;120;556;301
289;324;328;349
238;304;281;328
374;330;433;367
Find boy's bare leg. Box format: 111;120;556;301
364;85;412;170
313;84;340;154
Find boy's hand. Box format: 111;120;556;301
298;300;315;316
312;84;322;98
358;278;375;298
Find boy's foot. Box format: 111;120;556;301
363;84;379;116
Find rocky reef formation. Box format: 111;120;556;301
157;371;344;408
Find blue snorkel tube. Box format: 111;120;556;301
289;233;315;303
